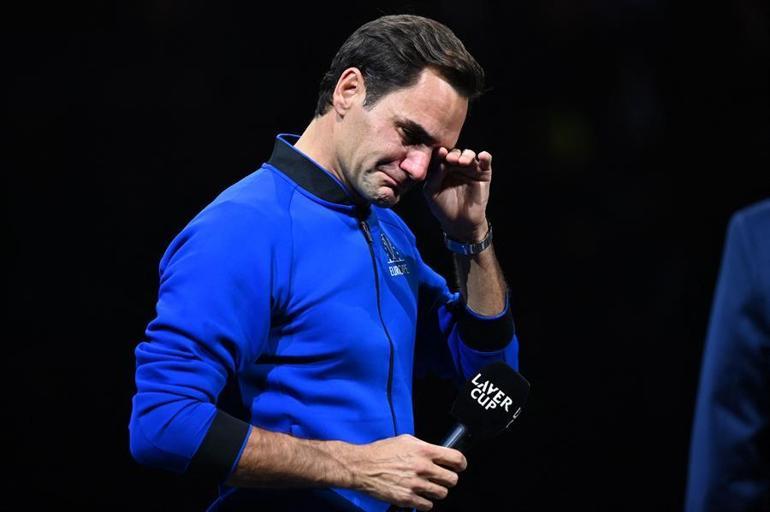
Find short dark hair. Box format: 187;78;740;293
313;14;486;117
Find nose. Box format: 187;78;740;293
399;147;433;182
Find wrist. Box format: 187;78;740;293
328;440;362;490
443;219;493;255
442;219;489;243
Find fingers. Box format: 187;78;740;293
412;495;435;511
407;438;464;507
392;484;433;512
424;148;450;195
424;463;460;489
404;474;451;511
363;435;466;511
441;147;492;173
477;150;492;170
426;445;468;473
415;479;450;501
445;147;476;166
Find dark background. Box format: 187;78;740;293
5;1;768;510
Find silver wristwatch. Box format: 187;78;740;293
442;221;493;255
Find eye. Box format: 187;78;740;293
399;127;420;146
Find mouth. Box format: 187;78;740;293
377;169;402;190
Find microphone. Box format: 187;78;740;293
440;361;530;453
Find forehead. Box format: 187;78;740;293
374;68;468;148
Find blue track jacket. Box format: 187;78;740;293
129;134;520;511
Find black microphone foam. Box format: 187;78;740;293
443;361;530;450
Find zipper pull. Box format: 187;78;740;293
359;220;373;244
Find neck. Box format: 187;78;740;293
293;115;367;207
294;115;341;182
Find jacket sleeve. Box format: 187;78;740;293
129;201;283;482
685;206;770;512
413;246;519;386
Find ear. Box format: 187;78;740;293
331;67;365;117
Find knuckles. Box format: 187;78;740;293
382;435;462;508
413;461;431;475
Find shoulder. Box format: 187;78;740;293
730;199;770;238
161;167;296;268
207;165;297;217
724;198;770;299
727;198;770;263
190;165;299;232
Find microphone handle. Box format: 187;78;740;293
441;422;470;451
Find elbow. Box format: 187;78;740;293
128;412;189;474
128;418;157;467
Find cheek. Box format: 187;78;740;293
375;142;408;168
367;145;400;169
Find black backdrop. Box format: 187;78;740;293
6;1;769;510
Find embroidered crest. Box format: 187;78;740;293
380;233;409;276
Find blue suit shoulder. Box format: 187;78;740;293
685;197;770;512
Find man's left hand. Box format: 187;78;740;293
423;147;492;242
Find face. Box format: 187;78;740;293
331;67;468;207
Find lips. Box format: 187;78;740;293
377;169;401;189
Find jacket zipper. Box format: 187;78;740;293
359;218;398;437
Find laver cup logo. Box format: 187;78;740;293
380;233;409;276
450;361;531;441
470;373;515;411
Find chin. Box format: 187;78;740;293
362;182;400;208
370;193;399;208
384;184;405;205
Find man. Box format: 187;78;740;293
686;199;770;512
130;14;520;512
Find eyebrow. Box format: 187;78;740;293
395;117;439;146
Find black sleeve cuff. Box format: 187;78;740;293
457;299;515;352
187;410;251;482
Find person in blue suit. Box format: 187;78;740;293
686;198;770;511
129;14;520;512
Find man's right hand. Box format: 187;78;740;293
345;434;467;511
224;426;466;511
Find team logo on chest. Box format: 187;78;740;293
380;233;409;277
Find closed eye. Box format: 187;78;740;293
395;118;438;147
400;128;421;146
